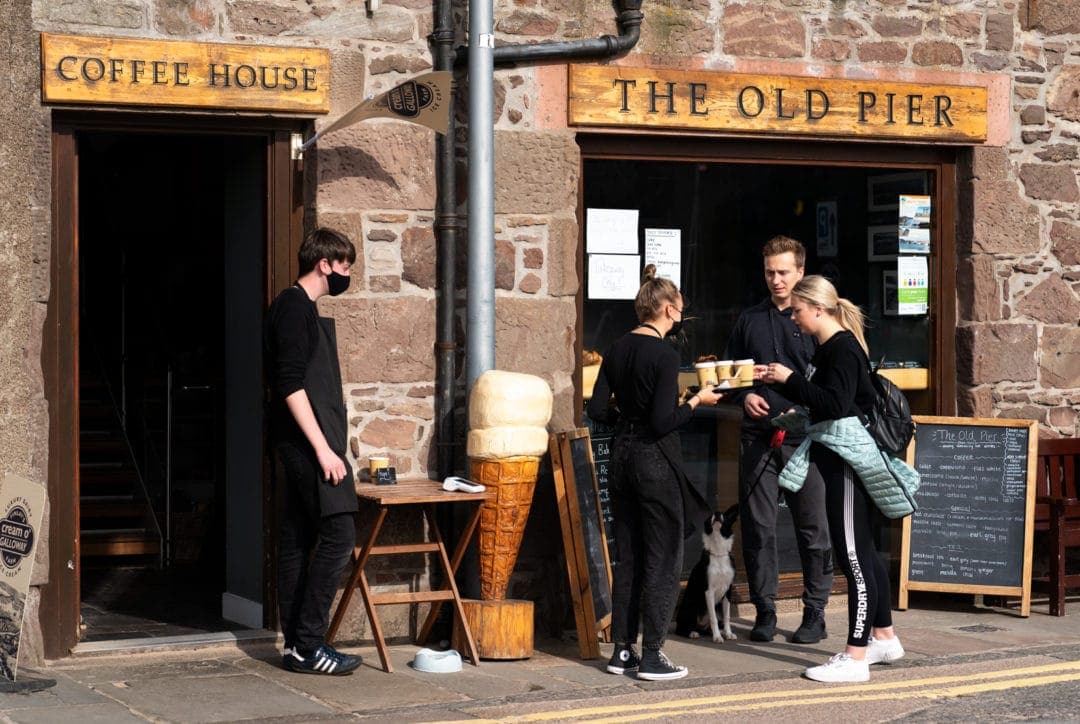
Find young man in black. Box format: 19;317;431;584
725;236;833;644
266;227;361;675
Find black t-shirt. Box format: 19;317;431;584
725;297;818;431
585;332;692;438
265;285;319;444
779;330;876;425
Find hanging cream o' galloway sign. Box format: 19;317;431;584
41;33;330;114
0;474;46;682
569;64;987;143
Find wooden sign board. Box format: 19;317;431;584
0;474;47;682
41;33;330;114
549;429;613;659
569;64;987;143
899;416;1038;617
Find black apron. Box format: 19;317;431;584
304;315;359;517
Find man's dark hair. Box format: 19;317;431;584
762;235;806;269
298;227;356;275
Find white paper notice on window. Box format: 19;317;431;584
644;228;681;286
588;254;641;300
586;208;639;254
898;194;931;254
897;256;929;315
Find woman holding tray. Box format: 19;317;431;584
586;264;722;681
755;274;905;683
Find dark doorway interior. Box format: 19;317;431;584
77;131;266;641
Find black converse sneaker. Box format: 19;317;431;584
605;644;641;674
284;644;362;675
637;649;688;681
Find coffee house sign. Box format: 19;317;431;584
569;65;987;143
41;33;330;114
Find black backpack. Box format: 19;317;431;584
860;360;916;457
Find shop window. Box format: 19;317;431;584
581;155;942;578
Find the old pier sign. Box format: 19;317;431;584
569;65;987;143
41;33;330;114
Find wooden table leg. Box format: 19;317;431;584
417;501;485;644
423;504;481;667
326;506;393;671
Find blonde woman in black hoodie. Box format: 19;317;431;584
756;275;904;683
586;265;723;681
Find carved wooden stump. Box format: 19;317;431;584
453;598;534;660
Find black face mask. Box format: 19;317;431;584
327;271;351;296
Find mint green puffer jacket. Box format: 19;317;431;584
775;414;920;519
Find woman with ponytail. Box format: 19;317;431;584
755;275;904;683
586;264;723;681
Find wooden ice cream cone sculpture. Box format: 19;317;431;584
470;455;541;600
467;370;553;602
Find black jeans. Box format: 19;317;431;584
276;442;356;653
739;430;833;613
609;434;684;651
816;445;893;648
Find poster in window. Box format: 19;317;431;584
866;172;927;211
897;256;929;315
644;228;681;285
867;225;898;262
587;254;641;300
586;208;639;254
898;194;931;254
815;201;838;258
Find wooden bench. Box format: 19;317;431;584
1032;437;1080;616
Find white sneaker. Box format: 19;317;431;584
867;636;905;665
804;653;870;683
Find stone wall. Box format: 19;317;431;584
2;2;53;666
15;0;1079;652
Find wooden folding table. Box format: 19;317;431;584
326;478;493;672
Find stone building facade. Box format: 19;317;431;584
0;0;1077;662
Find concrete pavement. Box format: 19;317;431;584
1;594;1077;722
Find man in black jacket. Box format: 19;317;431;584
725;236;832;644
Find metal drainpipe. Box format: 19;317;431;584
432;0;644;477
432;0;458;481
465;0;496;394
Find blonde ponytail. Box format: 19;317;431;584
635;264;680;323
792;275;868;355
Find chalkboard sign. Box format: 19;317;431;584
899;416;1038;617
585;418;617;570
549;428;613;659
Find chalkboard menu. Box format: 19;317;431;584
549;428;614;658
899;416;1038;617
585;418;617;570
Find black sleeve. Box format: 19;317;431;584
270;295;317;399
648;349;693;437
585;361;616;425
780;343;865;421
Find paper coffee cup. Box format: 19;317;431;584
694;362;718;387
733;359;755;382
716;360;734;379
368;455;390;477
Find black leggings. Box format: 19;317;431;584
609;434;684;650
815;446;893;648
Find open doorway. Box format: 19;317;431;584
76;130;267;642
